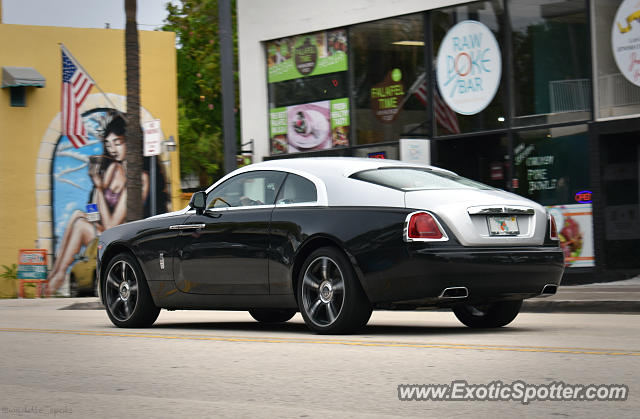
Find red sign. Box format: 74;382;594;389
368;151;387;159
18;249;47;265
17;249;48;280
490;163;504;180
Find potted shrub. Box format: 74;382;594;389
0;264;18;298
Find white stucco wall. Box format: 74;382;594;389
237;0;465;161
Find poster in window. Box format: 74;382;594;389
548;204;595;268
270;98;350;154
267;29;348;83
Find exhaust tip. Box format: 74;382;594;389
439;286;469;299
541;284;558;296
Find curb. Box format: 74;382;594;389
522;300;640;314
60;300;640;314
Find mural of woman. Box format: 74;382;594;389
46;113;149;296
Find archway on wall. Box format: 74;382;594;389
36;93;172;296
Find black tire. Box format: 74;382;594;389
69;275;79;298
297;247;372;334
103;252;160;328
249;308;296;323
452;300;523;328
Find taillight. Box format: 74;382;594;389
406;212;446;241
549;215;558;241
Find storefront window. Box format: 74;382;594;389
510;0;590;126
513;125;594;268
351;14;427;145
266;29;350;155
594;0;640;119
432;1;506;136
513;126;590;205
436;135;509;190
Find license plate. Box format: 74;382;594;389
487;216;519;236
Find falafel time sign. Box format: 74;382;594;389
436;20;501;115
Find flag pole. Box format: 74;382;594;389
59;43;125;117
398;72;428;110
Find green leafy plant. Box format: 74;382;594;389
0;264;19;299
1;264;17;280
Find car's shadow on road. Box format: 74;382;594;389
151;321;538;336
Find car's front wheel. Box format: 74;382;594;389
452;300;523;328
103;252;160;328
297;247;371;334
249;308;296;323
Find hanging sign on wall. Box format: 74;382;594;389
436;20;502;115
612;0;640;86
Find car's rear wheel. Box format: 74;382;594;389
452;300;523;328
249;308;296;323
297;247;371;334
104;252;160;328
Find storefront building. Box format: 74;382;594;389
0;18;181;295
237;0;640;281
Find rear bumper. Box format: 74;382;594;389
359;246;565;306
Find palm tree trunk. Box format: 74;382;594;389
125;0;143;222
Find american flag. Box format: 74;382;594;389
61;47;94;148
409;73;460;134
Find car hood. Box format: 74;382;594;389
404;189;547;246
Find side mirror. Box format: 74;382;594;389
189;191;206;215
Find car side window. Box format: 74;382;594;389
206;171;286;209
276;173;317;205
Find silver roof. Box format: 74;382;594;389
210;157;455;208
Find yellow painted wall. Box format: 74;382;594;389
0;23;180;269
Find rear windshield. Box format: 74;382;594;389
350;167;493;191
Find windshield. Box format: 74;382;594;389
350;167;494;191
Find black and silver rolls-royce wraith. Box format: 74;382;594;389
97;157;564;334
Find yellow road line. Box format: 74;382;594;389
1;327;639;357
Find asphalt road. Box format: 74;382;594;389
0;298;638;418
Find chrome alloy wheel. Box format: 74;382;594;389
301;256;345;327
105;260;139;322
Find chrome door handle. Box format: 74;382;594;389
169;224;206;230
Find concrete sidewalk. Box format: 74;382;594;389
522;276;640;313
7;276;640;314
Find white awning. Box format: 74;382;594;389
2;66;46;88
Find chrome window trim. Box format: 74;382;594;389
403;211;450;243
467;205;535;215
274;202;319;208
206;204;276;212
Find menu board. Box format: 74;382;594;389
267;29;348;83
270;98;350;154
